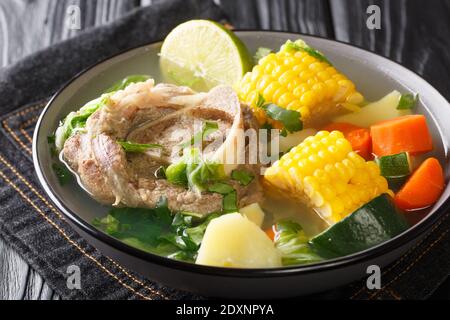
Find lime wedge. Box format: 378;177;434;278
160;20;253;91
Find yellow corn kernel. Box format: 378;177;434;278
238;40;364;128
264;131;391;225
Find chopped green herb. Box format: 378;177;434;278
280;128;288;137
261;122;273;131
223;191;238;213
180;121;219;149
254;47;273;63
283;40;332;65
117;141;162;153
93;198;218;262
207;181;239;214
397;93;419;110
255;93;266;109
47;135;59;157
47;135;56;145
302;47;331;65
185;213;221;246
208;182;235;195
231;169;255;186
274;220;323;266
105;75;151;93
52;163;72;186
263;103;303;133
180;211;205;219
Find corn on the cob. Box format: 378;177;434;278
238;40;364;129
264;131;392;225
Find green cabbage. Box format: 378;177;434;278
274;220;323;266
55;75;151;151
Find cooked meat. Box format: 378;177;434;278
63;80;262;215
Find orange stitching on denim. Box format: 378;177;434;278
350;212;449;299
6;103;45;120
20;127;33;145
0;155;169;299
0;168;168;300
368;227;449;300
19;115;39;144
2;103;45;153
104;257;161;292
388;289;402;300
0;155;64;219
3;103;44;126
2;119;32;154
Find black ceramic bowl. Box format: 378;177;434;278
33;31;450;298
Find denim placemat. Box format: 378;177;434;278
0;0;448;300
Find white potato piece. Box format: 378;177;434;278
278;129;318;153
196;213;282;268
333;91;411;128
239;203;265;227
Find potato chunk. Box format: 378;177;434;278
239;203;265;227
196;213;282;268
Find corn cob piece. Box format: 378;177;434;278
264;131;392;225
238;40;364;129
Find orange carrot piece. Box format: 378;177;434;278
265;227;276;241
347;128;372;160
394;158;445;210
323;123;372;160
371;115;433;157
323;122;363;135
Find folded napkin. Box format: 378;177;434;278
0;0;448;300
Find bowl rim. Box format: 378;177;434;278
33;30;450;278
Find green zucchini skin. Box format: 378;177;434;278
377;152;411;177
309;194;409;259
386;176;409;192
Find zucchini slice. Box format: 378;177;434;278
376;152;412;177
309;194;409;258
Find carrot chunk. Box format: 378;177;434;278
323;123;372;160
323;122;362;135
394;158;445;210
347;128;372;160
371;115;433;157
265;227;276;241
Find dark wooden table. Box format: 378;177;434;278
0;0;449;300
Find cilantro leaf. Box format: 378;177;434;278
255;93;266;109
180;121;219;149
263;103;303;133
208;182;235;195
283;40;332;65
223;191;238;213
117;141;162;153
92;199;219;262
52;163;72;186
231;169;255;186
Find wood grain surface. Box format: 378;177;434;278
0;0;449;300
